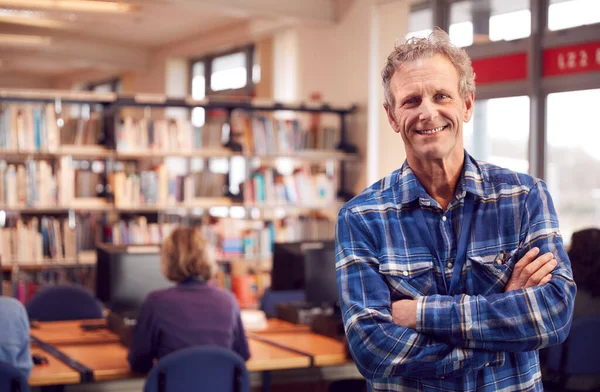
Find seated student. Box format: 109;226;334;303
0;296;33;379
569;228;600;318
127;226;250;373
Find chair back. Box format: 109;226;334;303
0;361;29;392
260;289;305;318
143;346;249;392
26;284;103;321
545;314;600;378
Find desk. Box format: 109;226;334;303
250;332;347;367
251;319;311;334
30;319;118;345
29;347;79;387
29;319;351;390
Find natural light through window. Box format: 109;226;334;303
549;0;600;31
211;52;247;91
191;62;206;127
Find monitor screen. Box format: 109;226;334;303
303;241;338;306
96;246;173;313
271;240;338;306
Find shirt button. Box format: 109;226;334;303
485;363;490;367
447;263;453;269
442;216;447;222
402;271;409;277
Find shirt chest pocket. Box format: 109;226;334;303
379;255;435;299
468;249;516;295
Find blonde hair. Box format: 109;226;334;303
382;28;476;107
161;226;216;283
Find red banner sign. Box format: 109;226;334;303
471;52;528;85
544;41;600;76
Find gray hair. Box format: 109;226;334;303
382;28;476;107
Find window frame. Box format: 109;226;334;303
189;44;256;99
410;0;600;180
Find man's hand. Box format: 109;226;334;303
391;299;417;329
505;247;557;292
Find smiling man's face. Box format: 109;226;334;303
384;54;474;165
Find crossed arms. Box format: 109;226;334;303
335;182;576;379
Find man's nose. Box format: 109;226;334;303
419;100;438;121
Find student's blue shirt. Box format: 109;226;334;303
335;152;576;391
0;297;33;379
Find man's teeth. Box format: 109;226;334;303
419;126;445;134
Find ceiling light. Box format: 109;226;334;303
0;14;67;28
0;33;52;46
0;0;139;14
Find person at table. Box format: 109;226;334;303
0;296;33;378
127;226;250;373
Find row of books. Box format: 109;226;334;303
115;117;225;153
0;216;81;265
105;217;178;246
243;167;336;207
232;115;340;154
274;215;336;243
0;160;57;207
0;104;104;153
0;104;60;152
109;164;228;207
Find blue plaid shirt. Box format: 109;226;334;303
335;153;576;391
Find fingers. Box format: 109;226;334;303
512;247;540;278
525;258;557;288
521;252;554;280
539;274;553;285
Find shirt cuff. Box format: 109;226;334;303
415;294;456;336
415;296;426;333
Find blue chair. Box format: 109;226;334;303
143;346;249;392
260;289;305;318
544;314;600;391
26;284;103;322
0;361;30;392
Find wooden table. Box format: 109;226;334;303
29;346;80;387
30;319;119;345
251;332;347;367
29;319;350;388
251;319;311;334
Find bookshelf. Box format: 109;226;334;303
0;89;358;307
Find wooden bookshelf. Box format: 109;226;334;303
1;90;358;305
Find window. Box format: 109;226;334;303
546;89;600;241
449;0;530;46
190;45;254;99
211;52;247;92
191;61;206;127
406;7;432;40
464;96;530;174
548;0;600;31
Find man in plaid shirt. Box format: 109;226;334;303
335;29;575;391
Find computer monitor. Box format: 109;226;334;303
96;245;174;313
303;241;338;307
271;240;338;306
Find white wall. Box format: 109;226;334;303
271;0;411;193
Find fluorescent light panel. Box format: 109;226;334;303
0;33;52;45
0;14;67;28
0;0;138;13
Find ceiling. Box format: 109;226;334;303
0;0;338;85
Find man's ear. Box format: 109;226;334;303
384;103;400;133
463;91;475;123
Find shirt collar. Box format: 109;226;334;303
396;150;488;206
178;276;205;286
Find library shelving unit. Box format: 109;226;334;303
0;89;358;306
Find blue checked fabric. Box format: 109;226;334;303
335;152;576;391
